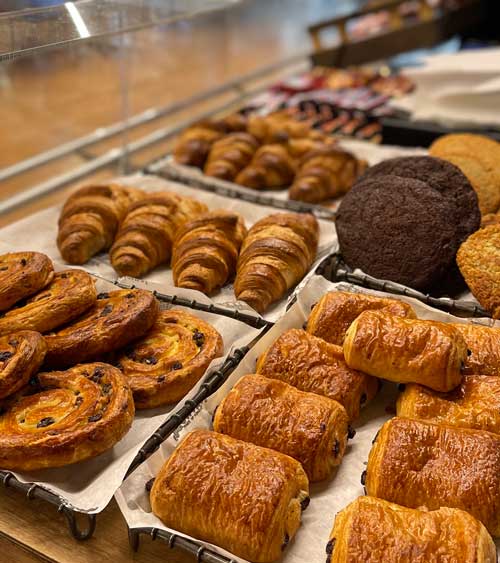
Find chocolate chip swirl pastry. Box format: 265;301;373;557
0;252;54;311
0;269;97;336
0;331;46;399
44;289;159;369
0;363;134;471
116;309;223;408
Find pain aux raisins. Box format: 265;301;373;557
0;351;13;362
37;417;55;428
192;330;205;347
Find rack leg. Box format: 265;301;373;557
128;527;140;552
59;506;97;541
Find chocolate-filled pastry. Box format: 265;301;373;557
0;362;134;470
344;311;467;392
307;291;416;346
235;145;296;190
116;309;223;408
366;417;500;536
397;375;500;434
234;212;319;314
0;331;46;399
213;374;349;481
452;323;500;375
150;429;309;563
0;270;97;336
204;133;259;182
326;496;496;563
172;210;247;295
0;252;54;311
44;289;159;369
256;329;378;420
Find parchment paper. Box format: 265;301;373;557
4;276;262;513
116;275;500;561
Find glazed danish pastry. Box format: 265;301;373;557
452;323;500;376
256;329;378;420
0;331;46;399
344;311;467;392
150;429;309;563
397;375;500;434
44;289;159;369
366;417;500;536
307;291;416;346
0;270;97;336
0;252;54;311
326;496;497;563
0;362;134;470
213;374;349;481
116;309;223;408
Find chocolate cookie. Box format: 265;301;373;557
358;156;480;244
336;175;457;290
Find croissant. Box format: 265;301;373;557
234;212;319;313
344;311;467;392
326;496;497;563
57;184;143;264
286;136;334;161
289;147;367;203
173;122;225;168
451;323;500;376
150;429;309;563
110;192;208;278
235;144;296;190
366;417;500;536
247;113;311;144
204;132;259;181
172;210;247;295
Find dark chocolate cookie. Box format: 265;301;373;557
336;175;457;290
358;156;480;244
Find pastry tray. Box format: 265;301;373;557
115;275;500;563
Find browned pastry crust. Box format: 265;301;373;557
0;270;97;336
150;429;309;563
0;362;134;470
116;309;223;409
44;289;159;369
213;374;349;481
344;311;467;392
204;133;259;181
366;416;500;536
327;496;497;563
452;323;500;375
234;212;319;314
481;213;500;228
57;184;143;265
397;375;500;434
110;192;208;278
173;124;225;168
0;252;54;312
307;291;416;346
172;210;247;295
0;331;46;399
247;113;311;144
235;144;296;190
256;329;378;420
289;147;367;203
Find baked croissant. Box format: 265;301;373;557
366;417;500;536
344;311;467;392
173;122;225;168
247;113;311;144
307;291;416;346
235;144;296;190
110;192;208;278
204;132;259;181
150;429;309;563
289;147;367;203
234;212;319;314
451;323;500;376
57;184;143;264
172;210;247;295
326;496;497;563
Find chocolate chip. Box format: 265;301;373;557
326;538;336;555
19;418;25;424
144;356;157;365
172;361;183;370
60;273;68;279
281;533;289;551
333;440;340;457
361;470;367;485
347;425;356;439
102;383;112;394
75;396;84;406
97;292;110;300
37;417;55;428
320;422;326;432
88;414;102;423
100;304;113;316
157;376;165;383
20;258;27;267
91;367;104;382
360;392;367;405
467;348;472;357
145;478;155;492
192;330;205;347
0;351;13;362
300;496;310;511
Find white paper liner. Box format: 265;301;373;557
0;174;336;323
3;275;262;513
116;275;500;561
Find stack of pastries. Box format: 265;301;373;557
0;251;224;471
173;112;367;204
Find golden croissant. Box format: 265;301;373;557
204;132;259;181
235;144;296;190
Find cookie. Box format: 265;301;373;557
336;175;457;290
457;224;500;318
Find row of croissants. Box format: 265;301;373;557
173;111;368;203
57;183;319;313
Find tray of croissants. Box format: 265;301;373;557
117;274;500;563
0;250;261;513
